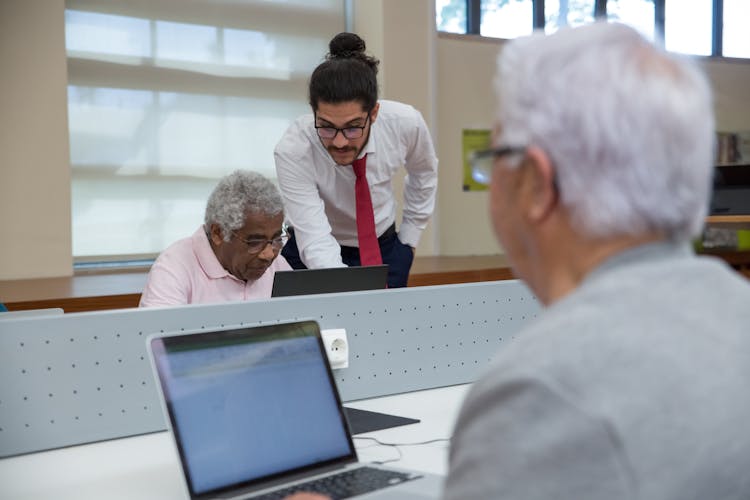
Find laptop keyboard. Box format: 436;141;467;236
248;466;420;500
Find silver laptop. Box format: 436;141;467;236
148;320;442;499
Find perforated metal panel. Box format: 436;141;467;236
0;280;539;458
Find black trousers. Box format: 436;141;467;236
281;224;415;288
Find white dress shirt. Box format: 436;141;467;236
274;100;438;269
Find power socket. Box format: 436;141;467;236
321;328;349;369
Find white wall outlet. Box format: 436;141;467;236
321;328;349;369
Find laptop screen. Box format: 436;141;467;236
150;321;357;497
271;265;389;297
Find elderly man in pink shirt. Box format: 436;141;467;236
139;170;291;307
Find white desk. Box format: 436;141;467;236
346;384;469;476
0;384;469;500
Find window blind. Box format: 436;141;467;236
66;0;345;258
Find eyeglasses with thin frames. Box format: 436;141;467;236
315;115;370;140
470;146;527;185
233;231;286;255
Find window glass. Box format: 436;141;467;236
437;0;467;34
156;21;218;66
545;0;596;34
224;29;290;75
480;0;534;39
664;0;712;56
65;10;151;59
723;0;750;58
66;2;343;259
606;0;655;41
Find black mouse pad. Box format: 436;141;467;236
343;406;421;435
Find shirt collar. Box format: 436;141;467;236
585;239;693;284
192;226;237;280
361;121;378;158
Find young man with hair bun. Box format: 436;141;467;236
274;32;438;289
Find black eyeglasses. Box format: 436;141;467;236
233;232;285;255
315;115;370;140
470;146;527;185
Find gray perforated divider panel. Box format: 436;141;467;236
0;280;539;458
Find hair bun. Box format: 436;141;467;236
329;32;366;59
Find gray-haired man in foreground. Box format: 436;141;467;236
288;21;750;500
444;21;750;500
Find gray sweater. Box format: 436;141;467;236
444;242;750;500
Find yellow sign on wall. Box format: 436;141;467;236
462;129;491;191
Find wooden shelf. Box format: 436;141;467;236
0;255;515;313
407;255;513;286
707;215;750;222
0;272;147;313
2;251;745;314
706;215;750;229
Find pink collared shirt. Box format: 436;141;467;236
139;227;291;307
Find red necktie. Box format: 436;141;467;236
352;155;382;266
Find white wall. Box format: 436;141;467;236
434;35;750;255
353;0;439;256
703;58;750;132
0;0;72;279
436;35;505;255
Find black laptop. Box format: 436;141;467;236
148;320;441;499
271;265;389;298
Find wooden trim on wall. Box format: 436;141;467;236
2;252;747;314
0;255;515;313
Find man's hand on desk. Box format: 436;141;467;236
285;494;330;500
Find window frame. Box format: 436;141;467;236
446;0;747;60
